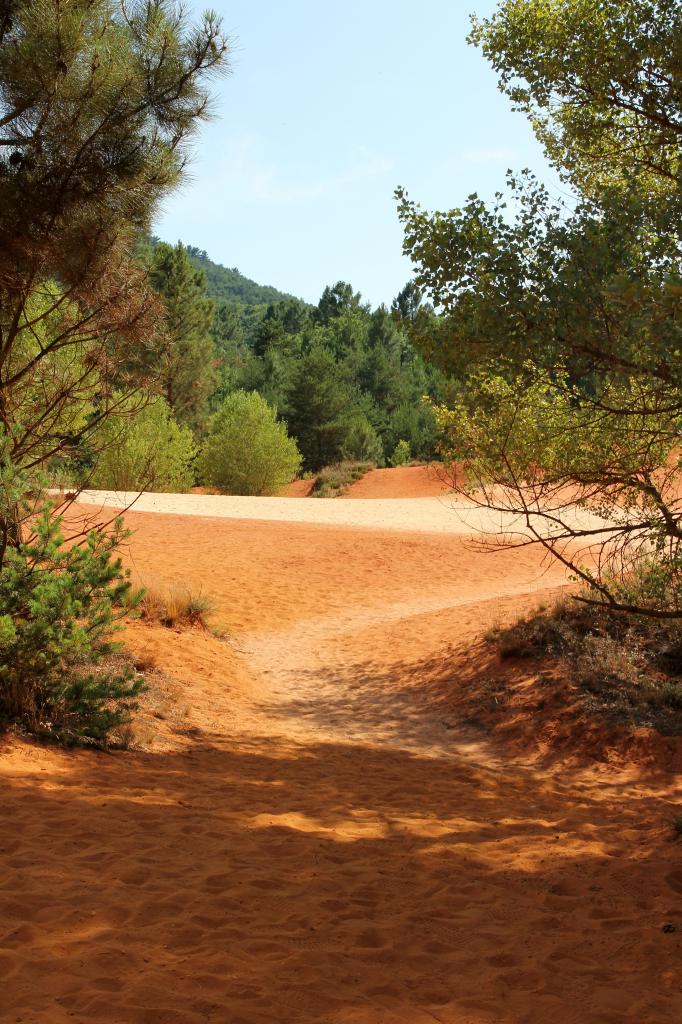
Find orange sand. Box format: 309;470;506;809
279;465;451;498
3;505;682;1023
343;464;453;498
278;477;316;497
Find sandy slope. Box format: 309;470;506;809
278;464;452;498
3;505;682;1023
342;465;453;499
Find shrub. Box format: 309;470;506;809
198;390;301;495
311;461;372;498
89;395;196;492
0;505;144;745
487;594;682;734
390;439;412;467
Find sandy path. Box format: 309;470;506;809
3;509;682;1022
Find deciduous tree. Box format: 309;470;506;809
398;0;682;618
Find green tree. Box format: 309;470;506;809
198;390;301;495
398;1;682;619
209;301;248;405
314;281;367;326
389;439;412;468
386;402;437;462
149;241;216;432
469;0;681;201
209;276;447;472
0;455;143;745
89;396;196;492
286;346;354;471
391;281;425;324
0;1;227;742
342;413;384;465
253;299;309;359
0;0;227;528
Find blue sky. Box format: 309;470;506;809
155;1;561;307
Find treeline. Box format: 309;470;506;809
95;237;450;492
209;276;448;470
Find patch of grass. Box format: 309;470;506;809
486;595;682;735
138;585;214;629
311;461;373;498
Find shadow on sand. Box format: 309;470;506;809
2;719;680;1024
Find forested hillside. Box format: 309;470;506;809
140;238;450;476
163;240;299;306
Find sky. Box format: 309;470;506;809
154;1;562;307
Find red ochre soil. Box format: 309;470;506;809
279;464;454;498
3;504;682;1023
343;464;453;498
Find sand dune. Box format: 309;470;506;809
2;504;682;1022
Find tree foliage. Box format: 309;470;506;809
469;0;682;200
149;241;216;431
399;0;682;618
89;395;196;492
285;346;355;472
0;1;228;743
389;439;412;468
198;390;301;496
0;0;228;492
0;483;143;744
206;281;445;469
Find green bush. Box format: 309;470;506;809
198;390;301;495
0;506;144;745
89;396;196;492
390;439;412;467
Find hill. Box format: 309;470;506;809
184;245;301;306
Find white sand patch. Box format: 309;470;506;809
71;489;611;539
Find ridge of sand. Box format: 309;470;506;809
3;508;682;1023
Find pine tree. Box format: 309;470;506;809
149;242;216;432
0;1;228;547
286;347;353;471
0;3;228;742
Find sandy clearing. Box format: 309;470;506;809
96;508;572;636
3;508;682;1023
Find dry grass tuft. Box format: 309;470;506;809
138;585;214;629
